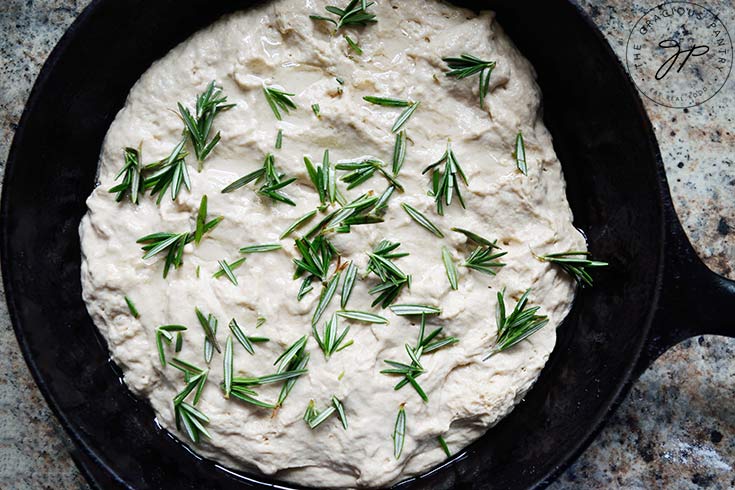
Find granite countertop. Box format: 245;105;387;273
0;1;732;489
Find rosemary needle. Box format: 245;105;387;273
393;404;406;459
401;203;444;238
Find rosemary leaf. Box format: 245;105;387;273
336;310;388;324
363;96;411;107
223;335;233;398
401;203;444;237
393;404;406;459
229;318;255;355
450;227;499;247
217;260;238;285
275;129;283;149
280;210;318;239
438;435;451;457
441;246;459;290
514;131;527;175
340;261;358;308
195;307;221;354
239;243;282;254
124;296;139;318
389;304;441;316
313;272;341;326
345;34;363;55
332;396;348;429
213;257;246;279
392;101;420;133
392;131;407;176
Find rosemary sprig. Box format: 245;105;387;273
336;157;403;190
171;358;210;443
178;81;234;170
392;131;407;176
345;34;362;55
275;336;308;374
310;0;377;31
229;318;269;355
136;200;222;278
263;84;297;120
142;139;191;204
393;404;406;459
175;401;211;444
463;246;507;276
441;246;459;290
124;296;139;318
313;313;353;358
109;147;142;204
484;289;548;359
222;153;296;205
304;150;345;207
239;243;282;254
155;325;187;366
401;203;443;237
514;131;527;175
225;369;306;409
367;240;411;308
423;142;468;215
170;358;208;401
453;229;507;276
213;257;246;280
293;235;336;283
536;251;608;286
336;310;388;324
443;53;496;107
319;192;385;235
381;314;458;401
280;209;318;239
363;96;420;133
340;261;357;308
195;307;221;363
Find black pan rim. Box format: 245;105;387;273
0;1;669;488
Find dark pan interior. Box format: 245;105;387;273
1;0;665;489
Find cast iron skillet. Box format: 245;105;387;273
2;0;734;488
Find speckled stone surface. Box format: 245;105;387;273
0;1;732;489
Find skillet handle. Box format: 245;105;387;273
633;201;735;378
